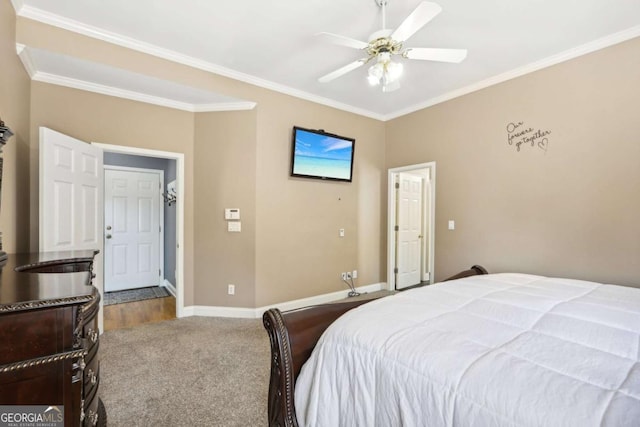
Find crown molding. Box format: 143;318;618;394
15;5;640;122
30;72;255;113
384;25;640;121
16;43;36;78
16;5;385;121
10;0;24;13
192;102;257;112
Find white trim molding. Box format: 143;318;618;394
92;143;187;319
162;279;177;298
386;26;640;120
181;282;386;319
14;5;639;121
31;72;256;113
14;5;383;121
16;43;36;78
14;45;257;114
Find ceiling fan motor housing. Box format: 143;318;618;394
367;29;402;58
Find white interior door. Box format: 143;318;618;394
39;127;104;329
104;168;161;292
396;172;422;289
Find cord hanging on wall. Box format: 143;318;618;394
163;180;177;206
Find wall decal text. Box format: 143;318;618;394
507;121;552;153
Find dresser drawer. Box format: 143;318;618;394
0;306;75;365
83;392;101;427
84;350;99;384
83;314;99;346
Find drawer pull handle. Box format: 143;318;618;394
87;368;97;385
73;357;86;372
87;328;98;343
87;410;99;426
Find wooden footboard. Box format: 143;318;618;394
262;265;488;427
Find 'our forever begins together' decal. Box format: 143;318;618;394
507;121;552;153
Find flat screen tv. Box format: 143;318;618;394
290;126;355;182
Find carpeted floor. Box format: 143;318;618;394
100;292;396;426
100;317;270;426
104;286;172;306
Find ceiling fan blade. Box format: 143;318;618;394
405;48;467;63
318;59;368;83
391;2;442;43
316;32;369;50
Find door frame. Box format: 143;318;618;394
387;162;436;290
103;165;165;292
93;143;186;318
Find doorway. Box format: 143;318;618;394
387;162;435;290
94;143;185;318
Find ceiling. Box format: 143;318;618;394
12;0;640;120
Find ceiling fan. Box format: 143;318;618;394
317;0;467;92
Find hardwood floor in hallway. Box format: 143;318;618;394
104;296;176;331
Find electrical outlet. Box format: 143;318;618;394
341;272;347;280
346;272;352;279
227;284;235;295
352;270;358;279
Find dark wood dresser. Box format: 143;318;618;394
0;251;106;426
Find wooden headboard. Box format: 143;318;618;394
262;265;488;427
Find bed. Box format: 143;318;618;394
263;266;640;426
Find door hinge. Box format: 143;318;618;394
394;267;398;274
395;182;400;189
159;225;162;232
159;269;161;276
394;225;399;231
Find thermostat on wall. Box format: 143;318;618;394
225;208;240;220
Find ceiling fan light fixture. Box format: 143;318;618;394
385;61;403;84
367;62;384;85
368;52;403;88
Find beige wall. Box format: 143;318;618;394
0;2;30;253
194;110;257;308
386;37;640;287
8;10;635;309
12;15;388;308
29;83;197;304
254;95;386;306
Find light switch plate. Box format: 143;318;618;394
225;208;240;220
228;221;241;232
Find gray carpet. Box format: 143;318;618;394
100;293;395;426
100;317;270;426
104;286;171;306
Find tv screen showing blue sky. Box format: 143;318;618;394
292;129;354;180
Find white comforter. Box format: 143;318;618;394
295;274;640;426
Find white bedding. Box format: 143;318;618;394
294;273;640;426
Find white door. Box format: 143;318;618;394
104;168;162;292
396;173;422;289
39;127;104;329
39;127;103;252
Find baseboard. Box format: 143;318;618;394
255;282;386;316
182;282;387;319
162;279;177;297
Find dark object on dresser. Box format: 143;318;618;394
0;250;106;426
262;265;489;427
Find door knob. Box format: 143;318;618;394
106;234;112;239
106;225;112;230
